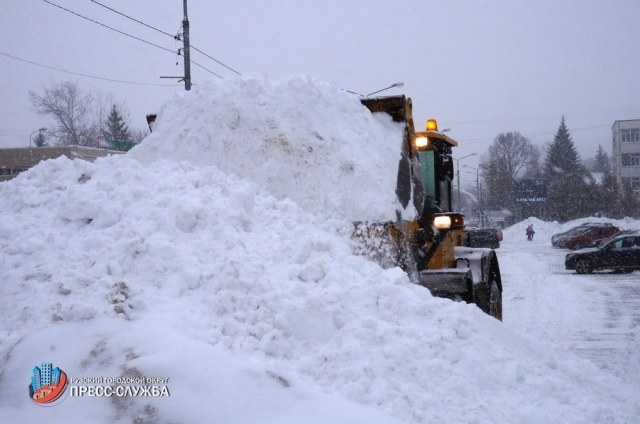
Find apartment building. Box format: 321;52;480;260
612;119;640;194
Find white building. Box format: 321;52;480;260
612;119;640;194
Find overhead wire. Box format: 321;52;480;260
41;0;222;79
0;51;180;86
90;0;242;76
190;45;242;76
459;123;612;145
449;111;634;126
36;0;621;141
89;0;174;38
42;0;174;54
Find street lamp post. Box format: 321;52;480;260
464;165;480;200
345;81;404;97
366;82;404;97
29;127;46;167
465;166;481;225
465;164;487;226
454;153;477;211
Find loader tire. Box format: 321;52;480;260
487;280;502;321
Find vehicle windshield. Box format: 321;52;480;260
418;150;436;213
565;227;589;237
417;149;452;214
600;237;625;249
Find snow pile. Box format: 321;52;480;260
1;76;639;423
131;75;403;222
505;215;640;243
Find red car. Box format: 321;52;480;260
562;225;620;250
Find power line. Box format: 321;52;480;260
0;51;180;86
41;0;222;78
191;60;222;78
90;0;242;76
189;45;242;76
448;112;634;127
42;0;175;54
459;124;612;145
90;0;174;38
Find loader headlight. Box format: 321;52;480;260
415;136;428;148
433;216;452;229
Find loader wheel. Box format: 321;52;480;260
487;280;502;321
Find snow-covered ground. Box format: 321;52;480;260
502;217;640;387
1;76;639;423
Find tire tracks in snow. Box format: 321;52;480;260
500;236;640;387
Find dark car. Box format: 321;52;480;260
590;229;639;247
551;223;614;246
466;227;502;249
553;225;620;250
565;233;640;274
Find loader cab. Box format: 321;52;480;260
413;119;456;218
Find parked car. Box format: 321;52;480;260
551;223;614;246
553;225;620;250
590;229;639;247
565;233;640;274
466;227;502;249
552;227;591;247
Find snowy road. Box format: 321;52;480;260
500;232;640;387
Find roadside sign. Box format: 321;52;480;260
485;211;506;222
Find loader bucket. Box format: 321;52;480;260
359;96;425;215
146;114;157;133
351;221;401;270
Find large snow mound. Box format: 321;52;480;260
131;75;403;222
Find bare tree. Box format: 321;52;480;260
93;90;114;138
130;128;149;144
29;81;99;147
523;144;544;178
480;132;538;211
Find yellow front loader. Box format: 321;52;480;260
353;95;502;320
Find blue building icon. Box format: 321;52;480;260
41;363;52;386
31;363;54;391
31;367;42;391
51;367;61;385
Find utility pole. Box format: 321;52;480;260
479;182;484;227
182;0;192;91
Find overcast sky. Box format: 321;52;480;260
2;0;639;172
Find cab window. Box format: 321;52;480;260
418;151;436;212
